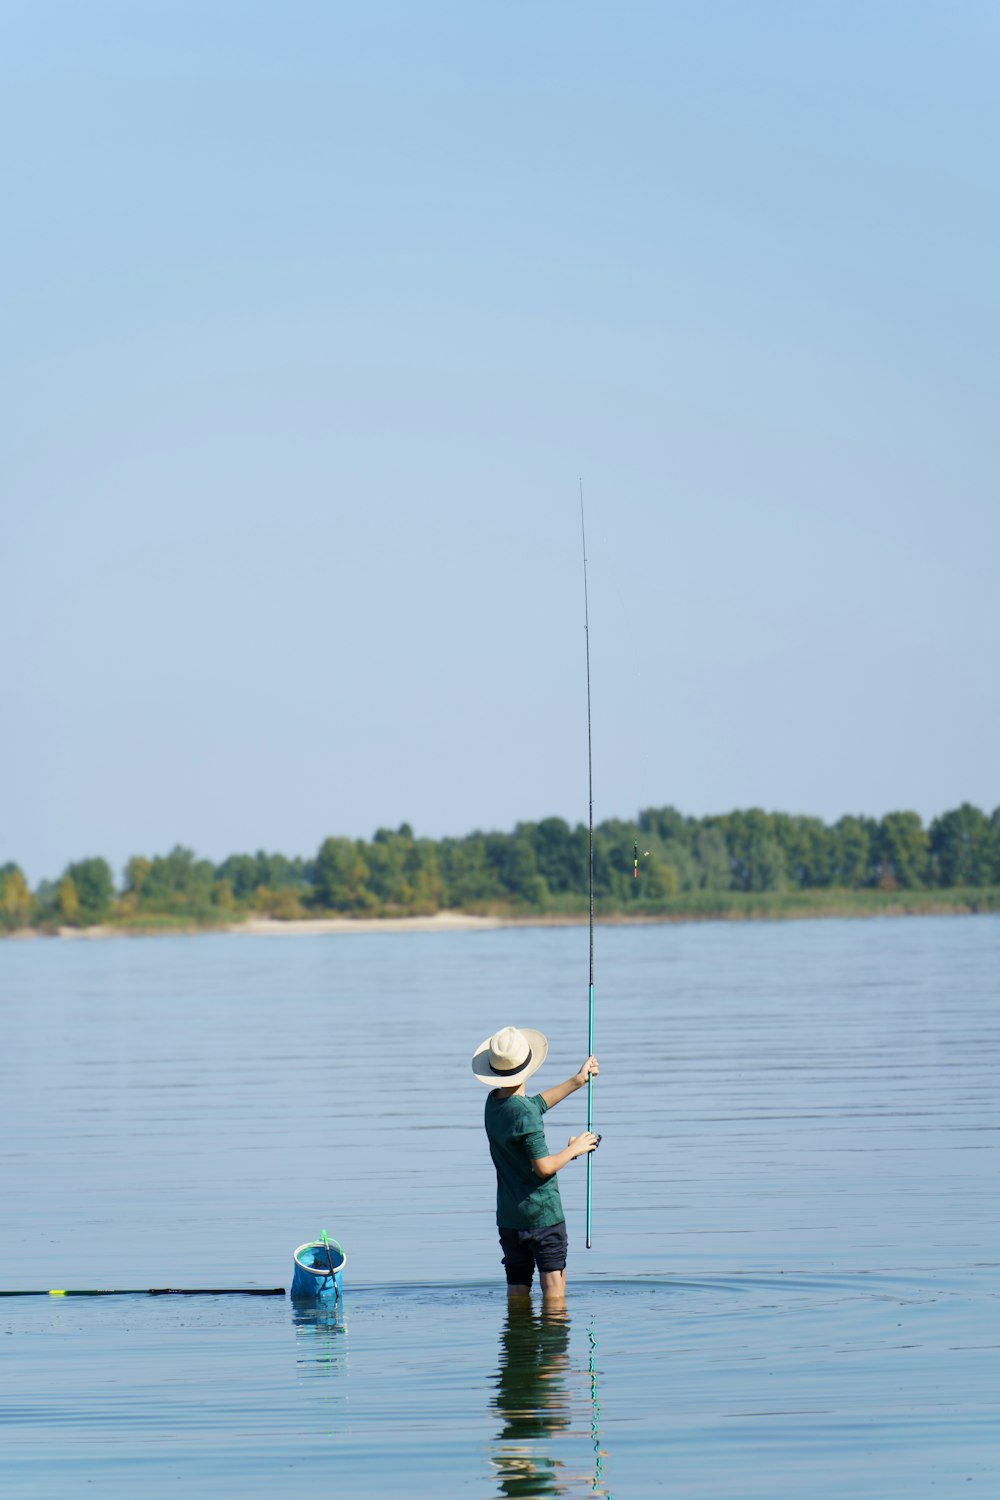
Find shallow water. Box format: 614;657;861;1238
2;917;998;1496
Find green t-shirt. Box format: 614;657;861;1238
485;1090;564;1230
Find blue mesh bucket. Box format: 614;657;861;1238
291;1238;346;1304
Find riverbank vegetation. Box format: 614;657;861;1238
3;803;999;933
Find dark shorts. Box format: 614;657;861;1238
498;1221;568;1284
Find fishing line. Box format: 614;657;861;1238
580;480;596;1250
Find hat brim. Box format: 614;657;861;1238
471;1028;548;1087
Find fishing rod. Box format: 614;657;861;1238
320;1229;339;1287
0;1287;285;1297
580;480;596;1250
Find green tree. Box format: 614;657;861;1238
359;826;440;911
214;878;237;914
313;837;372;912
124;856;152;896
255;851;308;891
438;834;504;907
655;841;696;892
638;807;698;891
929;804;990;886
487;829;548;908
365;833;407;906
715;810;787;892
530;817;588;895
692;826;731;891
215;852;308;901
877;812;929;889
215;854;260;901
402;836;443;912
30;879;60;925
634;852;679;900
638;806;693;847
773;815;833;889
0;863;32;930
592;818;648;902
134;847;217;915
253;885;304;919
829;816;877;887
57;874;80;925
65;857;114;925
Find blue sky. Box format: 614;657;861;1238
3;2;997;883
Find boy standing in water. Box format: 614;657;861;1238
472;1025;599;1302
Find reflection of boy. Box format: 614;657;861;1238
492;1301;571;1496
472;1025;599;1302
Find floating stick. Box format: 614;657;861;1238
580;480;596;1250
0;1287;285;1298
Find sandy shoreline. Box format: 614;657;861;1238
43;911;509;940
237;912;506;936
6;900;991;941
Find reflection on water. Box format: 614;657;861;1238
291;1296;347;1378
587;1321;610;1497
491;1301;614;1499
491;1301;572;1497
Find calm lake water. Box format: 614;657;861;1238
2;917;998;1497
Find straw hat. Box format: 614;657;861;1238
472;1025;548;1087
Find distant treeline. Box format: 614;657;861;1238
3;803;1000;932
